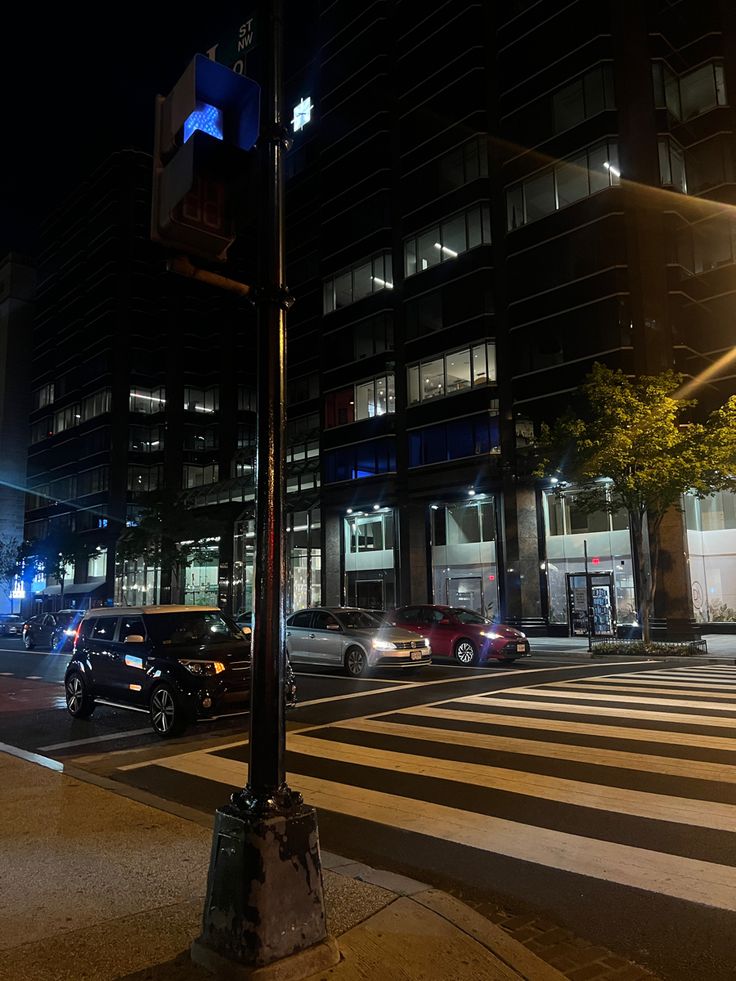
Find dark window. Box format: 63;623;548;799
324;439;397;483
288;611;313;628
78;618;96;638
395;607;421;624
119;617;145;641
409;415;499;467
325;387;355;428
312;611;339;630
91;618;118;640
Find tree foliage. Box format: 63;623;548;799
0;536;22;603
535;363;736;640
116;490;222;573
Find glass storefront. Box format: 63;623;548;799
184;543;220;606
542;489;635;628
233;509;322;617
344;510;396;611
430;498;498;617
117;558;162;606
685;490;736;621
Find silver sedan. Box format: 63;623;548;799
286;607;432;677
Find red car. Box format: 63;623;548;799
386;605;530;666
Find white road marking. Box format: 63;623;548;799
406;705;736;752
38;729;154;751
458;695;736;729
544;682;736;700
480;688;736;712
144;750;736;912
294;672;411;685
330;716;736;783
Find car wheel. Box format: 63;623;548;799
149;684;187;738
23;633;35;651
345;646;368;678
454;638;479;666
65;672;95;719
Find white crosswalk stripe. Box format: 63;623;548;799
120;664;736;912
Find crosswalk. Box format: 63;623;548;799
121;664;736;913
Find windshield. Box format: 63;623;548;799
337;610;382;630
449;608;492;625
145;611;246;646
55;612;80;627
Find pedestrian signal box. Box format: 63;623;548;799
151;54;261;262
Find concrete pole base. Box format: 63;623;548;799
191;935;341;980
193;803;336;975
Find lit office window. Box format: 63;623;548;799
130;387;166;413
323;253;393;314
407;342;496;405
506;141;620;231
404;204;491;277
325;374;395;428
653;61;727;122
658;138;687;192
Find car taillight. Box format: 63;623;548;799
73;625;82;646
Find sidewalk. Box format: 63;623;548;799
0;748;661;981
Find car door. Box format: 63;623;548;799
391;607;424;635
38;614;56;647
85;617;119;697
308;610;343;666
285;611;314;665
107;615;147;702
419;607;455;657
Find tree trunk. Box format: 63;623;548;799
630;509;651;643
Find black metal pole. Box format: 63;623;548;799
245;0;291;804
194;4;336;969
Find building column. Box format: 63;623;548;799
397;502;430;607
655;506;697;639
501;478;543;629
323;508;343;606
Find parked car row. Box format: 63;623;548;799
11;601;529;738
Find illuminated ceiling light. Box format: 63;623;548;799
434;242;458;257
430;504;439;511
371;276;394;289
347;508;353;514
373;504;380;511
550;477;559;485
292;96;313;132
603;161;621;178
468;488;476;496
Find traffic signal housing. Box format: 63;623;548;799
151;54;261;262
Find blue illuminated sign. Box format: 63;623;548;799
184;102;224;143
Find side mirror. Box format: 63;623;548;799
123;634;145;644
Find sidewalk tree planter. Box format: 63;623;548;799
535;363;736;644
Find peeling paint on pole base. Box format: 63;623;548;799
196;804;328;967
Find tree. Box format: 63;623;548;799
31;530;79;606
0;536;22;612
535;363;736;642
116;490;222;604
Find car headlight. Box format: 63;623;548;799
372;639;397;652
480;631;503;640
64;629;76;637
178;659;226;676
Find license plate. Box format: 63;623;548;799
410;649;422;661
516;644;526;652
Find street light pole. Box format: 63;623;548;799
192;1;338;975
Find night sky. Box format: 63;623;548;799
2;6;251;255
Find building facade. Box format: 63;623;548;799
22;0;736;632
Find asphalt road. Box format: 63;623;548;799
1;637;735;981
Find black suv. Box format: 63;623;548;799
64;605;296;737
23;609;84;652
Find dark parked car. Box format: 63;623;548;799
0;614;22;638
64;605;296;737
23;609;85;652
387;604;530;666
